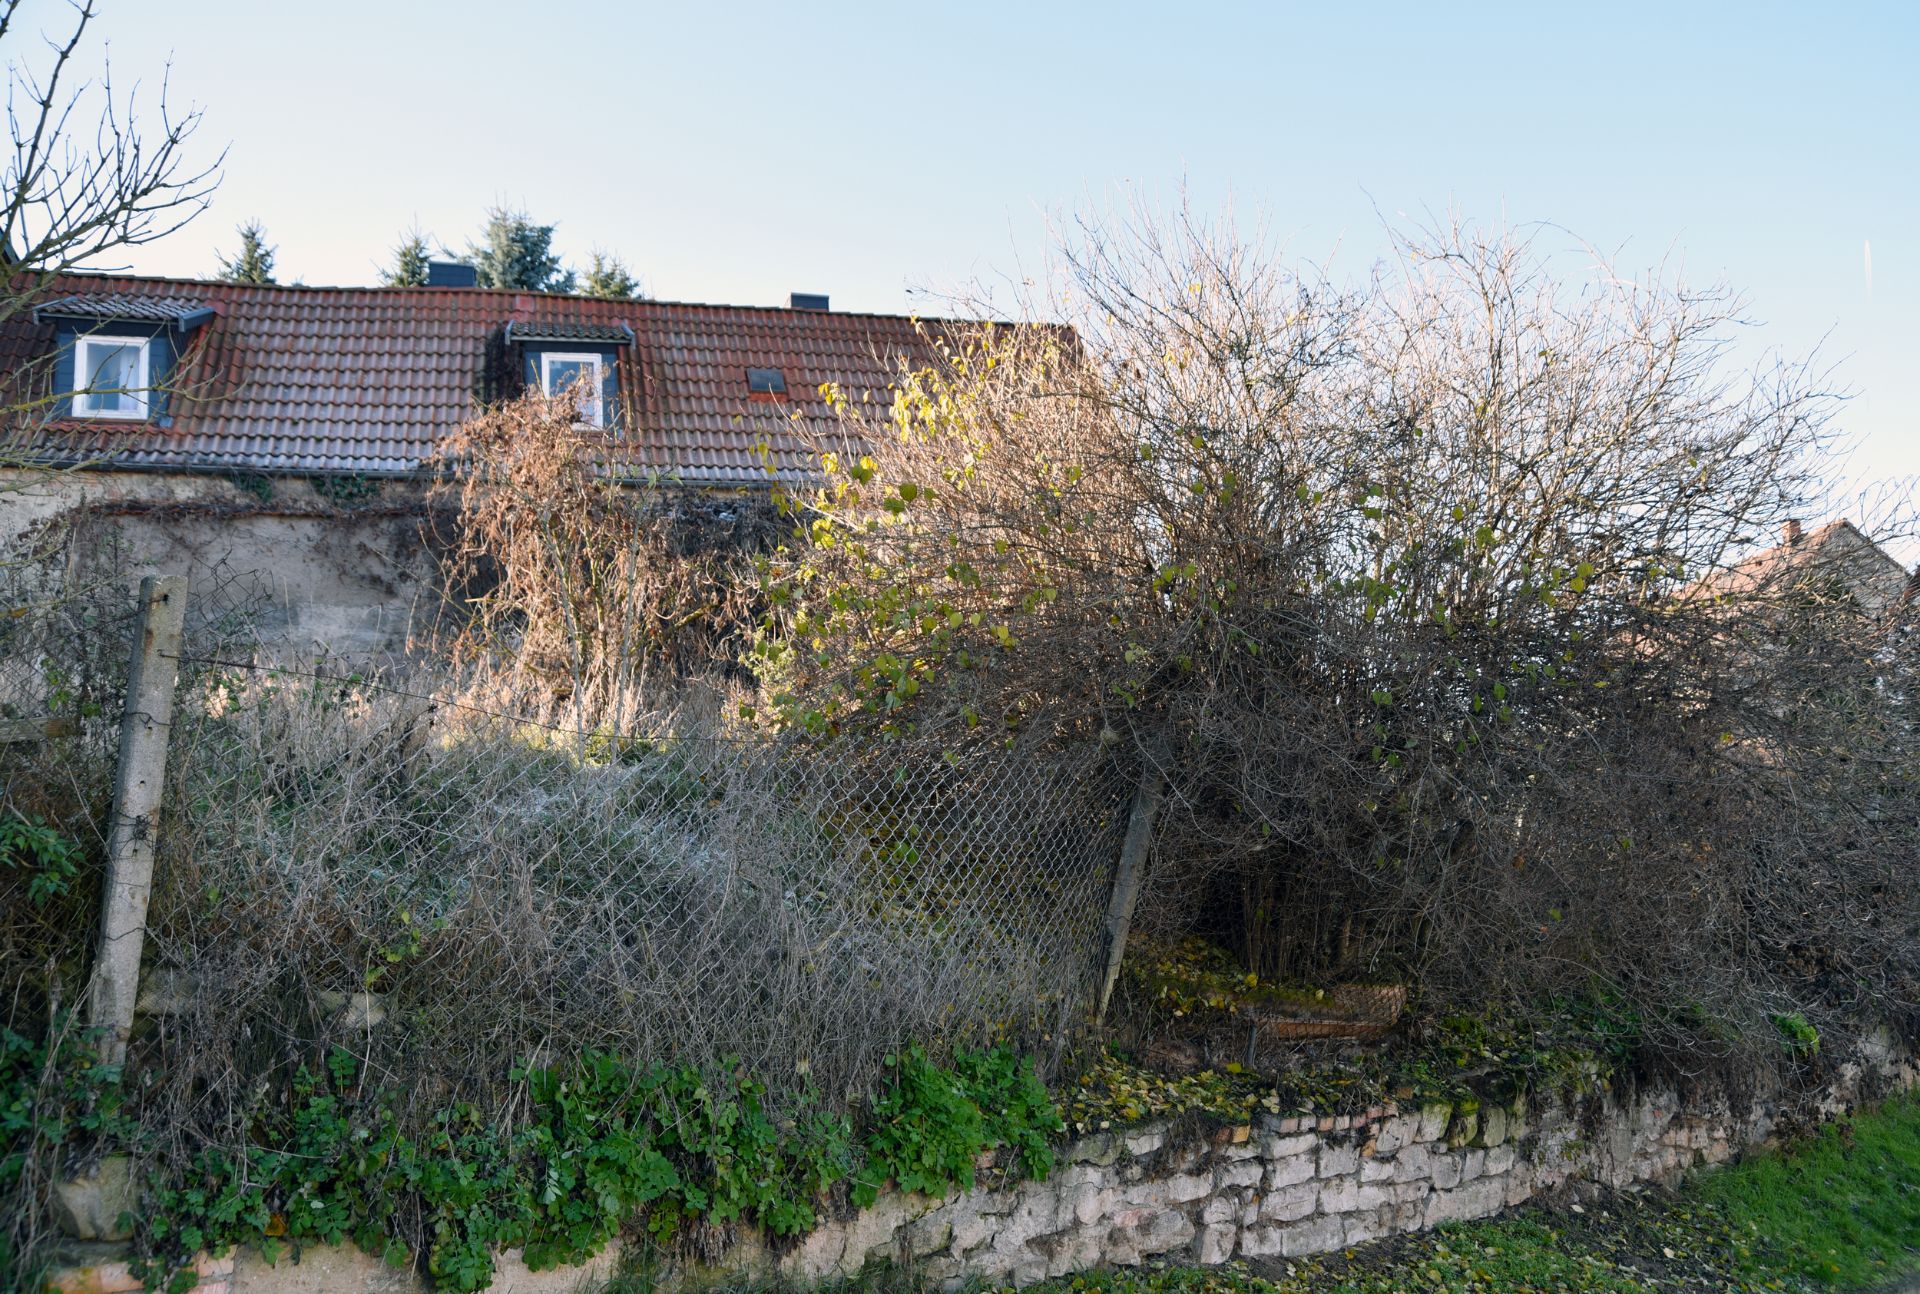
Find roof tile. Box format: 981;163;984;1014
3;274;965;485
33;291;211;324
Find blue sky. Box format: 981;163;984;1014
52;0;1920;536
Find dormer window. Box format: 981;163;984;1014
72;335;151;419
34;293;213;425
506;320;633;434
746;367;786;395
539;351;606;428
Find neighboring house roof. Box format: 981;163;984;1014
1692;519;1915;618
1;273;969;486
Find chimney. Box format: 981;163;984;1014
427;261;478;288
789;292;829;312
1782;518;1804;546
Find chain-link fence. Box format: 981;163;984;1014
4;570;1132;1138
2;567;138;1036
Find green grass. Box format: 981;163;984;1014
1695;1095;1920;1289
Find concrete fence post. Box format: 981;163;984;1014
86;574;186;1066
1094;767;1166;1027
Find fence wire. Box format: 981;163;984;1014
2;571;139;1032
4;572;1131;1132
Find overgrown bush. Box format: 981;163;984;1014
763;209;1920;1065
1;1018;132;1290
428;393;780;721
0;812;82;907
0;558;130;1059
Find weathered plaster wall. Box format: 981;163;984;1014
57;1031;1914;1294
1;469;437;657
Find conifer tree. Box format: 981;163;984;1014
382;229;433;286
217;219;277;284
466;206;574;293
581;251;643;301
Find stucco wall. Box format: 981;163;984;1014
1;468;438;658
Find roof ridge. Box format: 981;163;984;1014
43;270;1013;328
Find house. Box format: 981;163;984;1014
1682;518;1918;763
1696;518;1917;620
0;270;953;653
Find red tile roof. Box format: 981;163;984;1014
1;274;965;485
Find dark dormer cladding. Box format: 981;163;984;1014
35;293;216;424
427;261;478;288
33;293;216;331
504;320;636;347
507;320;635;432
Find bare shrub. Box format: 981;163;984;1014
427;392;777;726
765;207;1920;1063
0;0;221;491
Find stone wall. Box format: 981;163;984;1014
57;1030;1912;1294
783;1029;1914;1286
1;468;438;658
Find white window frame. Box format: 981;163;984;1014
539;351;606;429
72;334;152;420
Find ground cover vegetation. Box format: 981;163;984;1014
0;1018;1060;1292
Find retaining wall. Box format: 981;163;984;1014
51;1031;1917;1294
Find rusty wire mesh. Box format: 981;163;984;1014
4;570;1131;1136
2;567;136;1024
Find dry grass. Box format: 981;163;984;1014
125;652;1122;1147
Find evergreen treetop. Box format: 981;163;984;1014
466;206;574;293
381;229;433;287
581;251;644;301
217;219;277;284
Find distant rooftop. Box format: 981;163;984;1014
1692;518;1914;617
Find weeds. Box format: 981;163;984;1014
0;812;81;907
132;1045;1063;1293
